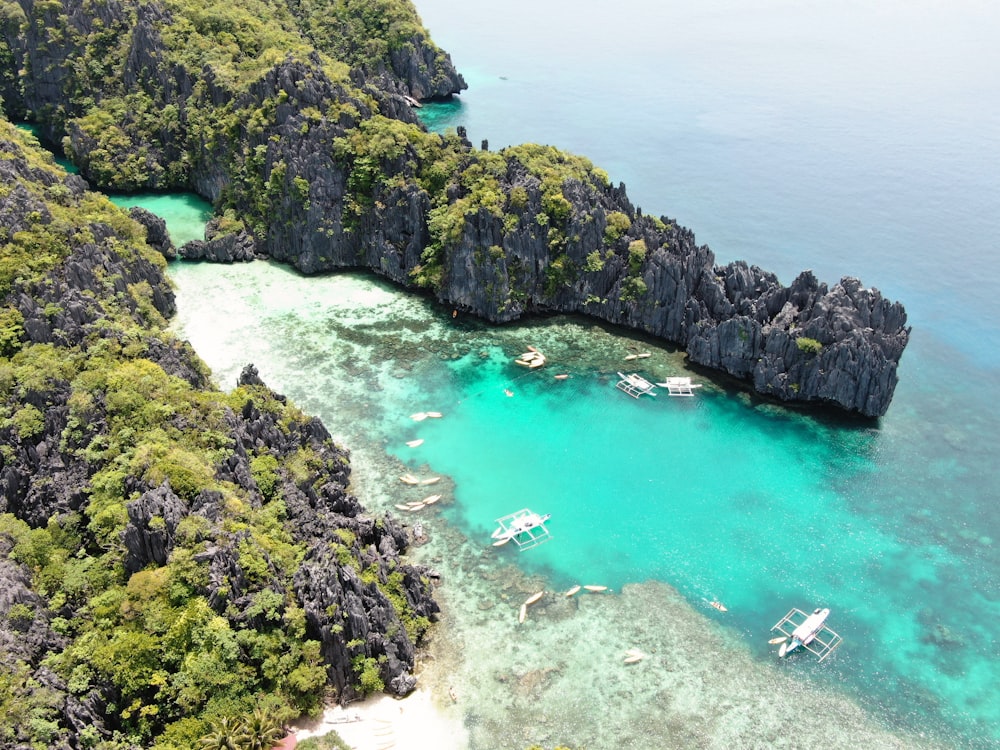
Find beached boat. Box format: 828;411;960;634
399;474;419;485
524;591;544;606
565;585;582;597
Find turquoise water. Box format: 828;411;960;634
14;122;78;173
145;1;1000;745
163;260;997;748
108;192;212;247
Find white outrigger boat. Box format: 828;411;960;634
654;376;702;397
491;508;552;551
615;372;657;398
771;607;843;662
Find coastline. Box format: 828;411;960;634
292;686;468;749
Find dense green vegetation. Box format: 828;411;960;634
2;0;643;325
0;119;432;749
796;336;823;354
293;0;428;72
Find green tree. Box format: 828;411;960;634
198;716;244;750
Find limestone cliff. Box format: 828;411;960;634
0;122;437;747
0;0;908;420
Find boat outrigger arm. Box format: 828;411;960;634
771;607;843;662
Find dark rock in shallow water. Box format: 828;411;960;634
129;205;175;259
179;217;258;263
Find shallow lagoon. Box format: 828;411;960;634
161;258;995;749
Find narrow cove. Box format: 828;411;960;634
101;188;995;747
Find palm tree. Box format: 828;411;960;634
241;705;285;750
198;716;245;750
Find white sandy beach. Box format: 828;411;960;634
293;687;468;750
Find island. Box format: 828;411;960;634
0;0;910;746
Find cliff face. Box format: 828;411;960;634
1;0;907;420
0;123;438;747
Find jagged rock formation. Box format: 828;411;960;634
179;216;258;262
0;124;438;747
0;0;909;416
129;205;175;259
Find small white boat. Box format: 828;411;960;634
784;607;829;654
406;439;424;448
492;537;512;547
565;585;582;597
422;494;441;505
623;654;644;664
771;607;842;661
636;352;651;359
583;585;608;592
491;512;552;542
524;591;544;606
615;372;657;398
410;412;428;421
490;508;553;551
515;347;546;368
394;504;410;511
399;474;419;485
518;603;527;623
624;353;638;361
425;411;443;418
654;376;703;397
420;477;441;485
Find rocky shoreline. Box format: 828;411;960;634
0;121;439;746
1;0;909;418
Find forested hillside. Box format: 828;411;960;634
0;118;437;749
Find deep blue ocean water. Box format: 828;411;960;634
118;1;1000;746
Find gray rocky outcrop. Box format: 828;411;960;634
178;219;258;263
0;129;439;747
129;206;176;259
1;0;906;422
